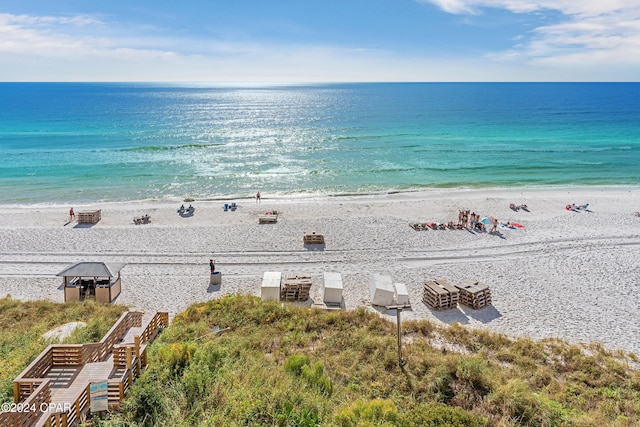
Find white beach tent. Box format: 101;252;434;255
370;274;395;306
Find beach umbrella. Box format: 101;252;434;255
480;217;491;225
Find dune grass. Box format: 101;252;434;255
91;294;639;427
0;296;128;404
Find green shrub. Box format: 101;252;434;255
123;382;168;427
335;399;399;427
273;400;321;427
285;354;310;375
155;342;198;377
301;361;333;397
400;403;488;427
452;356;493;407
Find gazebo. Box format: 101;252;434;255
57;262;124;303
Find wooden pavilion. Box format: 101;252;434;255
58;262;124;303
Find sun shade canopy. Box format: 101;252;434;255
56;262;125;278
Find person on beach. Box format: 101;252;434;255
256;191;261;203
490;217;498;233
69;207;75;221
209;259;215;274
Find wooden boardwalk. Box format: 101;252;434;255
1;312;167;427
44;325;143;405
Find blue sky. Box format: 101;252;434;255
1;0;639;81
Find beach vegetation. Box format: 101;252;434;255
1;295;638;426
97;295;640;426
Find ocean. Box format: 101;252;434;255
0;82;639;204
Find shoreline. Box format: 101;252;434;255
0;186;639;355
1;184;638;209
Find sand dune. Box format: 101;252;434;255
0;187;638;355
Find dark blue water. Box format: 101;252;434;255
0;82;638;204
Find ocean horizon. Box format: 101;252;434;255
1;82;639;205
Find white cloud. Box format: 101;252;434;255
421;0;640;70
0;9;637;81
422;1;638;16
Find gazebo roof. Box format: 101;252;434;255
56;262;125;278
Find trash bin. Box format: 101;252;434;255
210;271;222;285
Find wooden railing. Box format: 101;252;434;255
0;379;51;427
81;343;101;364
51;346;84;366
107;363;134;410
11;313;141;403
95;311;143;361
2;311;168;427
13;379;46;404
44;384;89;427
15;348;53;384
139;312;169;344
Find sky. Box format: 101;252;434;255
1;0;639;82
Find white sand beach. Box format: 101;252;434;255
0;187;638;355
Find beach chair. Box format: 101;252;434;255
177;206;185;214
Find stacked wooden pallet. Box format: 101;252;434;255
423;279;459;310
281;274;312;301
304;230;325;244
78;209;102;224
454;281;492;309
258;211;278;223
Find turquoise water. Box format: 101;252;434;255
0;82;639;204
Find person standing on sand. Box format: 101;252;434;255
490;217;498;233
210;259;215;274
69;207;75;221
256;191;261;203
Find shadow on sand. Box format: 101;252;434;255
73;223;96;229
430;307;470;325
460;304;502;323
304;243;326;251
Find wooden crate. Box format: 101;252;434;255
258;214;278;223
454;281;492;309
303;230;324;245
423;279;459;310
78;210;101;224
281;274;312;301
